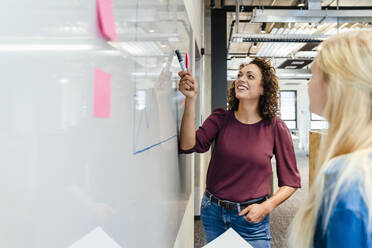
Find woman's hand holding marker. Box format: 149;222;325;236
178;71;198;99
175;49;198;100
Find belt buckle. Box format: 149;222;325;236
234;203;238;211
217;199;222;207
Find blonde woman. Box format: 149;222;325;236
288;30;372;247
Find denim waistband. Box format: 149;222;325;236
204;190;268;212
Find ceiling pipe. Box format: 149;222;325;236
308;0;322;10
223;5;372;11
227;19;251;52
232;33;328;43
228;54;316;59
250;8;372;23
224;1;372;23
236;0;240;33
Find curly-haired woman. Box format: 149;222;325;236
178;58;301;248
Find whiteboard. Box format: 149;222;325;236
0;0;193;247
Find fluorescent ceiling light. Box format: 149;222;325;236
296;51;317;57
278;73;312;78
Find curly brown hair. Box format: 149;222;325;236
227;57;279;120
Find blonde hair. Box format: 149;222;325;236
288;30;372;247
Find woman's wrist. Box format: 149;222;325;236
261;200;275;213
186;95;197;104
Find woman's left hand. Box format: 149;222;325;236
238;202;273;223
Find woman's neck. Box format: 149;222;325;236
235;100;262;124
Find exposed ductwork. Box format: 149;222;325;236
232;33;328;43
227;19;251;51
308;0;322;10
251;8;372;23
226;0;372;78
223;5;372;12
236;0;240;33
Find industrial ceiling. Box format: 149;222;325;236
218;0;372;80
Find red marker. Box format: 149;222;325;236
185;52;190;71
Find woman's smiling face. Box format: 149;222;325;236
235;63;264;101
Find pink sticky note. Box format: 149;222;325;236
97;0;118;41
185;52;190;71
93;68;111;118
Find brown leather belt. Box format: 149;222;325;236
205;191;267;211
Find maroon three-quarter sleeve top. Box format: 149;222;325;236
180;108;301;202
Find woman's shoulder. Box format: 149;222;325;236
270;116;287;126
208;108;231;120
201;108;231;128
325;151;372;212
325;149;372;177
268;116;291;133
211;107;228;115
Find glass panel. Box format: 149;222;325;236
280;91;296;120
284;120;296;129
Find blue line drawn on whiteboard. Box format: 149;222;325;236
134;135;177;155
133;53;180;155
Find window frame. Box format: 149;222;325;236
279;90;298;130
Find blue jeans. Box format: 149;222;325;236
200;194;271;248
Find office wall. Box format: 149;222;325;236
0;0;197;247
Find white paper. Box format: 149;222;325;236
202;228;253;248
68;226;123;248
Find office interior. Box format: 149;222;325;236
195;1;372;247
1;0;372;248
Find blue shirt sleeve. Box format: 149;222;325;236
326;208;366;247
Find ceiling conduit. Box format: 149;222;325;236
232;33;329;43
